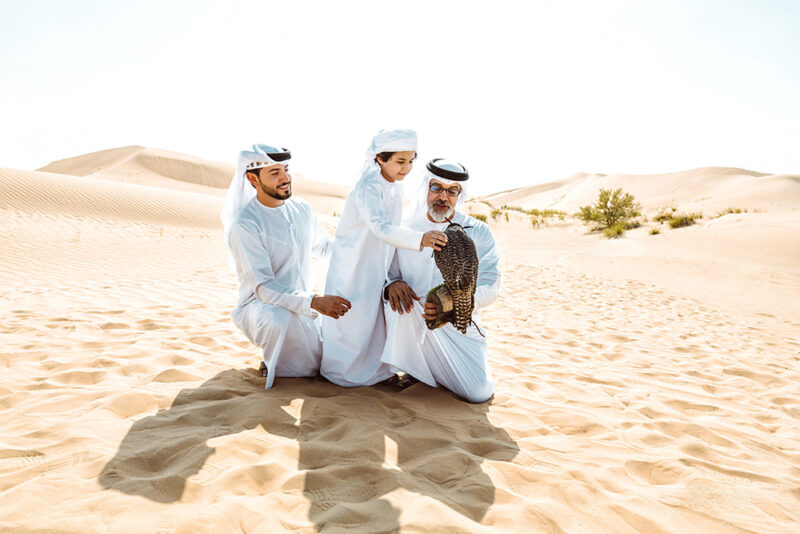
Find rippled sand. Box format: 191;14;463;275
1;151;798;533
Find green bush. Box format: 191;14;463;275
603;223;626;238
668;212;702;228
470;213;488;222
577;188;641;233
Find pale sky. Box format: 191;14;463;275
1;0;798;195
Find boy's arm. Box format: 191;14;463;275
353;180;424;251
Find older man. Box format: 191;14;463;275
221;144;351;389
380;159;500;402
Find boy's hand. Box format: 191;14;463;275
311;295;351;319
421;230;447;251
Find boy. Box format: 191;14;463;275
321;129;446;387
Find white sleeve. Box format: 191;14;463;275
382;250;403;301
309;209;333;259
228;222;316;318
472;222;501;310
353;179;424;251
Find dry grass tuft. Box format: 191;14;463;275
668;212;703;228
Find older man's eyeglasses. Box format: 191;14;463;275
429;183;462;197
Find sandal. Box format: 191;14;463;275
380;372;419;391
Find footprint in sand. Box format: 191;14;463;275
0;450;47;472
49;370;106;385
138;319;166;331
106;392;160;419
189;336;216;347
152;369;203;383
626;459;685;485
100;322;128;330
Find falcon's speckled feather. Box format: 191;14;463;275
434;221;479;333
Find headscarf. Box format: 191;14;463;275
413;158;470;218
361;128;418;179
221;144;291;240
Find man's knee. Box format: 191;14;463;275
457;379;494;404
248;305;295;347
257;306;293;329
384;303;421;330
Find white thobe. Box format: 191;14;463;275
227;197;332;389
380;210;500;403
321;167;425;387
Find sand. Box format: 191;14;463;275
1;149;798;533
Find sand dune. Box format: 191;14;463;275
1;152;799;533
38;146;350;211
39;145;236;193
1;167;223;227
483;167;800;213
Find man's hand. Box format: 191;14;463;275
420;230;447;251
422;301;438;323
311;295;351;319
386;281;419;314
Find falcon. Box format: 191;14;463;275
427;220;479;333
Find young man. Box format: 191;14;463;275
380;159;500;403
221;144;351;389
321;129;448;387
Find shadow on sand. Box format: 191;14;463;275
100;368;519;531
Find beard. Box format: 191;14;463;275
428;202;454;223
259;179;292;200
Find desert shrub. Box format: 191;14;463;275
668;212;702;228
649;227;661;235
653;206;677;224
470;213;487;222
490;208;503;220
530;214;544;228
577;188;641;233
479;200;494;208
625;219;641;230
501;205;527;214
529;208;567;220
713;207;746;218
504;212;509;222
603;223;626;238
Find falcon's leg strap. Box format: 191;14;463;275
471;320;486;338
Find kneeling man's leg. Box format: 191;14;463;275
236;303;322;389
423;329;495;403
383;300;494;403
382;301;438;387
